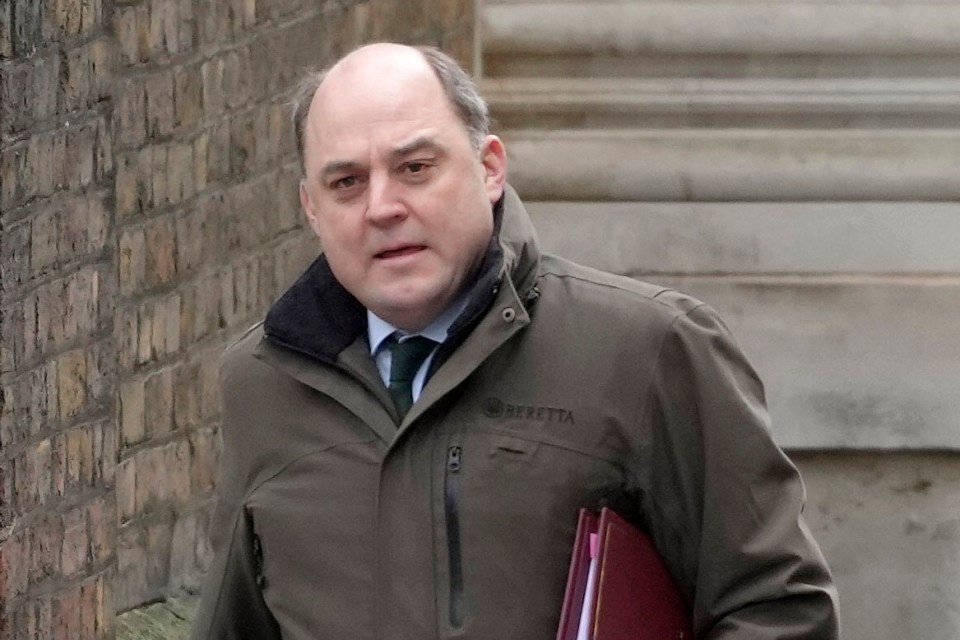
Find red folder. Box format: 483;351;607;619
556;508;693;640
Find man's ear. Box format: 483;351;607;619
300;181;323;239
479;135;507;204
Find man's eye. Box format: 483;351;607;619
332;176;358;190
404;161;431;175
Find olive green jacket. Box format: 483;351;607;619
191;187;839;639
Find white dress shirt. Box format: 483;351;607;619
367;297;468;403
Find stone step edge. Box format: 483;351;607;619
482;3;960;56
482;77;960;115
521;200;960;276
502;128;960;201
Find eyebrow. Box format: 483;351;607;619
319;160;364;180
317;137;446;181
391;136;444;160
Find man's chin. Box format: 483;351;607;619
370;291;449;332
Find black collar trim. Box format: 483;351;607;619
263;196;506;363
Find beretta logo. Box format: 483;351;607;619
482;397;575;424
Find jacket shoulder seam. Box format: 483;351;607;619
240;439;378;503
537;268;700;321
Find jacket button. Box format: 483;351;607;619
501;307;516;323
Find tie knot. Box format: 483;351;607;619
388;335;438;384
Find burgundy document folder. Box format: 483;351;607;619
556;508;693;640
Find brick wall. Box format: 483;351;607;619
0;1;475;637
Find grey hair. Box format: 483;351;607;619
291;45;491;174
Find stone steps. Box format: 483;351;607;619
482;2;960;69
524;201;960;275
650;277;960;450
485;77;960;128
527;200;960;449
479;0;960;450
503;128;960;201
479;3;960;636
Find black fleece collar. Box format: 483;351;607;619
263;196;506;364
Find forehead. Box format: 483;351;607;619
304;55;467;164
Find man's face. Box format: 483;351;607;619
299;45;506;332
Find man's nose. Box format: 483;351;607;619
365;173;407;225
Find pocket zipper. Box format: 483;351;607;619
445;445;464;628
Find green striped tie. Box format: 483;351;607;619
387;335;437;419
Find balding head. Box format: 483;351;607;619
293;41;506;332
292;44;490;174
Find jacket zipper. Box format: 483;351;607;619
445;445;464;628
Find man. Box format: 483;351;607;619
191;43;840;639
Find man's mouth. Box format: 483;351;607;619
375;245;425;260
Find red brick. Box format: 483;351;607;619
30;511;63;585
144;70;175;138
0;1;12;58
35;594;54;640
168;438;192;502
222;50;248;110
86;497;114;566
116;456;136;524
5;528;30;599
173;361;200;429
148;294;182;357
20;294;39;366
98;422;118;485
144;368;174;437
119;377;145;447
84;339;115;410
115;152;139;216
93;117;113;181
34;131;56;197
65;122;95;190
199;348;222;421
174;65;202;128
166;140;194;204
176;0;195;47
144;215;176;287
193;132;208;192
51;432;67;499
63;44;91;112
65;426;95;490
79;577;98;636
116;305;139;372
175;209;205;275
96;573;111;636
135;302;154;365
57;349;87;419
114;4;149;65
27;363;54;436
30;208;59;278
191;271;222;342
151;143;168;207
53;585;81;640
115;78;147;147
190;427;218;493
60;506;88;576
199;1;230;45
148;0;177;56
80;0;103;34
118;226;146;296
33;439;54;507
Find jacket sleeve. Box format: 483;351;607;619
639;298;840;639
190;341;282;640
190;500;282;640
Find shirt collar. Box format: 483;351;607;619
367;295;470;356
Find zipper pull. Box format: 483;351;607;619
446;446;462;472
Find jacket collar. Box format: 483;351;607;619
263;184;541;364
